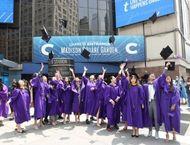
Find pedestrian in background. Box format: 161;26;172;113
186;77;190;107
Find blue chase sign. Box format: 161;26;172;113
32;36;145;63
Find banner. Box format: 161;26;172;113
115;0;175;27
32;36;145;63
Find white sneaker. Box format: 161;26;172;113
148;130;152;137
155;131;159;139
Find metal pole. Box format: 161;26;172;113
18;0;21;63
6;24;8;58
143;22;147;68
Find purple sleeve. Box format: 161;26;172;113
30;76;40;87
10;89;20;103
96;79;103;90
157;69;167;88
172;88;180;106
104;86;111;104
82;76;88;85
139;86;145;105
0;85;8;101
121;76;129;92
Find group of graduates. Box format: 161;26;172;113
0;62;180;142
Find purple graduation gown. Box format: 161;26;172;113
159;73;181;133
0;84;9;118
83;76;97;115
31;76;48;119
70;80;85;114
49;80;60;116
58;82;72;114
121;76;144;128
120;76;131;123
105;84;121;126
93;79;107;118
10;89;30;124
142;79;162;127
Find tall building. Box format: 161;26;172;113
0;0;78;63
116;0;190;77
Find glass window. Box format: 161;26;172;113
89;9;98;34
98;1;107;10
78;0;88;8
98;10;106;31
89;0;97;9
78;8;89;31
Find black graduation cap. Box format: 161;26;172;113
160;45;173;60
149;12;158;23
165;61;175;71
141;72;150;80
41;26;51;42
109;35;115;44
59;19;67;28
81;49;90;59
129;66;139;79
49;51;54;60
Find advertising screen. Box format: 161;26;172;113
115;0;175;27
0;0;14;23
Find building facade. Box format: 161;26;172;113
117;0;190;77
0;0;78;63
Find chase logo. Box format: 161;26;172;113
41;44;54;56
125;43;138;54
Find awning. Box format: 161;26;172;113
22;62;119;74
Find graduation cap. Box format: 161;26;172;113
59;19;67;28
49;51;54;60
129;66;139;79
149;12;158;23
81;49;90;59
165;61;175;71
141;72;150;81
160;45;173;60
109;35;115;44
41;26;51;42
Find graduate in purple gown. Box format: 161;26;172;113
82;66;97;124
49;77;60;126
118;64;130;131
142;73;162;139
70;68;86;123
30;63;49;129
93;67;107;127
0;79;9;126
105;76;121;131
10;80;30;133
58;76;72;124
120;63;145;137
159;63;181;142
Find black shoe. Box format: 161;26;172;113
107;125;112;131
114;125;119;130
135;135;139;138
131;134;135;137
9;117;14;121
86;119;90;124
58;116;63;119
90;117;96;121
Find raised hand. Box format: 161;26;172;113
69;68;74;72
102;67;106;72
84;66;88;72
120;63;126;70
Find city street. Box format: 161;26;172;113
0;106;190;145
